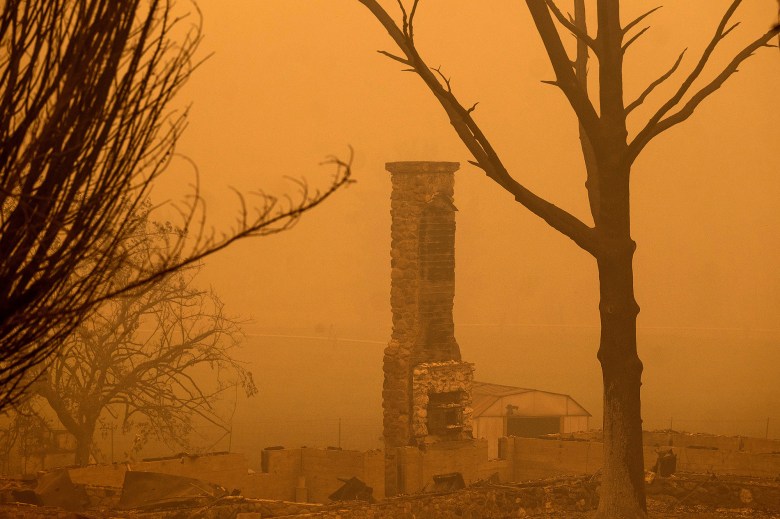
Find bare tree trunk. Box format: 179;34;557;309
74;430;94;466
34;379;98;466
594;170;646;518
597;258;646;517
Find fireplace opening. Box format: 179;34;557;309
427;391;465;438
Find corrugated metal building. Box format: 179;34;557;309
472;381;591;458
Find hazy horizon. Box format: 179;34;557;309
143;0;780;465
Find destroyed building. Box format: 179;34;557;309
380;161;594;483
382;161;475;495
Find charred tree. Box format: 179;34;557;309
29;218;255;466
0;0;352;410
357;0;778;516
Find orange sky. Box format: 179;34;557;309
151;0;779;443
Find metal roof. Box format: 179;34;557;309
471;381;591;417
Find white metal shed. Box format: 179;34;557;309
472;381;591;458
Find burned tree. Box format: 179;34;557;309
0;0;352;409
0;399;54;473
357;0;778;516
27;218;255;466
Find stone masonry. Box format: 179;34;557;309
383;161;474;495
411;361;474;443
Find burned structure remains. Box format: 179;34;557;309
382;161;474;494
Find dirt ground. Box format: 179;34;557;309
530;473;780;518
644;500;780;519
535;498;780;518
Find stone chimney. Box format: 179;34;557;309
382;161;474;486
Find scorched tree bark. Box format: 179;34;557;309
356;0;778;516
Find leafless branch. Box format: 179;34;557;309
572;0;599;227
432;66;452;92
0;0;353;410
628;0;745;158
525;0;602;151
378;50;411;66
625;49;686;115
622;6;662;36
544;0;598;53
408;0;420;42
358;0;598;254
396;0;409;37
629;11;779;160
622;26;650;53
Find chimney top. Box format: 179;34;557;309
385;161;460;174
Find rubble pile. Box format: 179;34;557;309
646;473;780;510
284;475;780;519
1;461;779;518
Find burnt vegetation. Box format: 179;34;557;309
357;0;779;516
27;216;257;466
0;0;352;410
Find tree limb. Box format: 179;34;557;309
526;0;602;149
625;49;686;116
628;0;746;158
377;50;410;65
622;26;650;54
544;0;598;53
622;6;662;37
573;0;600;227
0;1;353;410
629;23;779;160
358;0;598;254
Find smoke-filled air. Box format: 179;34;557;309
1;1;778;517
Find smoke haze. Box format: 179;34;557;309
151;1;780;458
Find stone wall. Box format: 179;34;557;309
259;448;385;503
5;436;780;518
66;448;385;504
510;437;780;480
69;452;250;490
392;438;512;495
568;430;780;454
59;436;780;508
641;431;780;454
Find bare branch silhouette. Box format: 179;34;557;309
622;6;662;37
25;219;255;465
625;50;687;116
0;0;353;410
361;0;598;254
544;0;598;53
357;0;776;515
629;2;779;160
622;26;650;54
